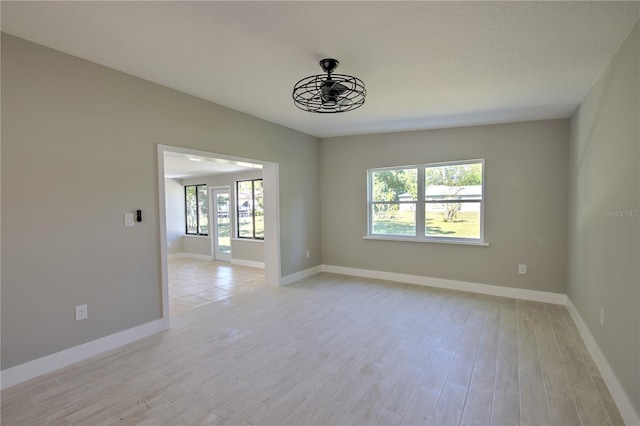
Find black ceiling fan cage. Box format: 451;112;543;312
292;59;366;113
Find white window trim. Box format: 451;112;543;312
366;159;487;245
363;235;490;246
231;238;264;243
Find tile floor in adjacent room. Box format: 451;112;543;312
168;257;265;316
1;272;624;425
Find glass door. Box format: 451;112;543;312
210;187;231;261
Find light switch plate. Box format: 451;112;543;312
75;304;88;321
124;213;135;227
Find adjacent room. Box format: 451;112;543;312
1;2;639;425
163;150;267;315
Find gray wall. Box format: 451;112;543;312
230;240;264;264
165;178;185;255
320;119;569;294
182;236;210;257
568;21;640;415
1;34;321;369
182;170;265;263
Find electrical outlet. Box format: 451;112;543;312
518;264;527;274
75;304;88;321
599;307;604;327
306;250;310;259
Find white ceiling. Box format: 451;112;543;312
2;1;639;138
164;151;262;180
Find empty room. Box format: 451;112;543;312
1;2;639;425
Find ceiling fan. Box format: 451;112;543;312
292;58;366;113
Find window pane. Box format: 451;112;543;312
216;193;230;253
372;168;418;202
238;217;253;238
371;203;416;236
426;201;481;239
197;185;208;235
425;163;483;201
237;181;253;238
185;186;197;234
237;181;253;217
254;180;264;239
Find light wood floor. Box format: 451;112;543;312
1;272;623;425
169;258;265;316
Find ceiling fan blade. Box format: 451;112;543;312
324;80;348;94
333;83;348;93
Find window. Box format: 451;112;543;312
185;184;208;235
370;167;418;236
236;179;264;240
368;160;484;243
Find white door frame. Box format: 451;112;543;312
157;144;281;328
209;186;231;262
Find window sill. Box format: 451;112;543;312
183;234;209;239
232;238;264;243
363;235;490;246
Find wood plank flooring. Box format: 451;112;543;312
1;269;624;425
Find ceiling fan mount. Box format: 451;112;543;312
319;58;339;74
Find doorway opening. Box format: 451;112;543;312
157;145;281;325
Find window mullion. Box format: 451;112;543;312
252;180;256;239
185;186;189;235
416;167;425;238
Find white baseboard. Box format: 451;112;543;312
168;252;211;261
231;258;265;269
320;264;566;305
565;299;640;425
280;265;322;286
0;319;166;390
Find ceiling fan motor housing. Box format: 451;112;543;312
320;79;347;106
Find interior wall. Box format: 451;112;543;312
164;178;184;255
1;34;320;370
230;240;264;264
182;170;264;263
182;236;210;257
568;20;640;416
320;119;569;294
